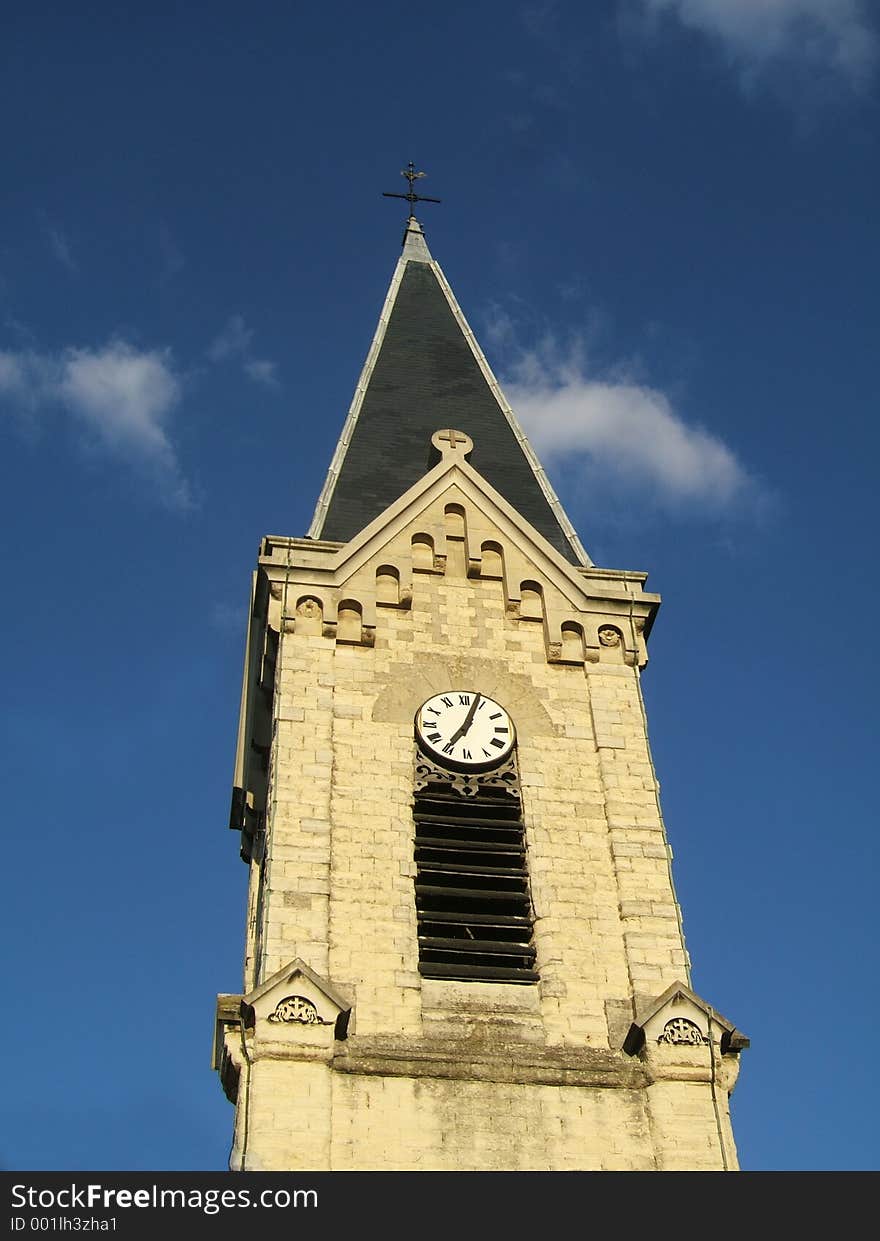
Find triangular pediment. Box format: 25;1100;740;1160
258;426;659;668
297;429;608;614
623;982;749;1055
242;958;352;1037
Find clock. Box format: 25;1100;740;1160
415;691;515;769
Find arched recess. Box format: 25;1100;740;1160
412;533;435;571
519;581;544;621
560;621;585;663
295;595;323;636
376;564;400;606
480;541;504;580
444;503;466;539
444;504;467;576
598;623;624;658
337;599;363;644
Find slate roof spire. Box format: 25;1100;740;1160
308;214;590;565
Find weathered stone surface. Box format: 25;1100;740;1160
220;379;745;1171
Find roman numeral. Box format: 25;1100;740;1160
491;738;504;749
440;696;453;708
495;727;509;734
490;712;502;720
458;694;470;705
462;748;472;761
442;742;456;755
427;732;442;743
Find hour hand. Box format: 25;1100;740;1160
448;694;481;744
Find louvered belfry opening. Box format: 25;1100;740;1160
413;776;538;985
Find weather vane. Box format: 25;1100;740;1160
382;161;441;218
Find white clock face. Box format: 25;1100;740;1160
415;691;515;769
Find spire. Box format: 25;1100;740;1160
401;214;432;263
309;201;589;565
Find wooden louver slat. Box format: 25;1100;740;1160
413;781;538;984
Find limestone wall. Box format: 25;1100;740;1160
220;465;741;1171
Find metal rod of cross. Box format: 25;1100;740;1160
382;161;441;217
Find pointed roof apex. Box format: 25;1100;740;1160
402;214;432;261
309;214;589;564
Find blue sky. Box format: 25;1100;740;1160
1;1;877;1173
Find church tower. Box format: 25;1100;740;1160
213;202;748;1172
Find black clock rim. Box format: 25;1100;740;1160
414;734;514;773
414;691;516;772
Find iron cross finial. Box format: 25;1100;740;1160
382;161;442;218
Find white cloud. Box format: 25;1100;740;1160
0;351;26;391
60;343;183;477
207;314;253;362
503;347;754;511
0;341;190;508
243;359;279;388
639;0;877;87
207;314;280;388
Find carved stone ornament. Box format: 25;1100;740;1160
414;747;519;799
598;626;622;647
297;599;319;618
657;1017;706;1046
267;995;329;1025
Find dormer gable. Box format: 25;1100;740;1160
243;959;353;1041
623;981;749;1058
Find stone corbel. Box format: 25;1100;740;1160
213;993;245;1104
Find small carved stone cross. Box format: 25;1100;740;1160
432;427;473;457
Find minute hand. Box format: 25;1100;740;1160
448;694;482;745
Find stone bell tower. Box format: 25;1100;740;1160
212;209;748;1171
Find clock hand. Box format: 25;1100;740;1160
448;693;482;745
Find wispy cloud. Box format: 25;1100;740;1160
207;314;279;387
0;341;191;508
0;349;58;412
207;314;253;362
634;0;877;91
243;359;279;388
497;331;760;514
40;215;78;274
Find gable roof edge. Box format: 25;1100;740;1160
429;258;591;568
308;249;410;540
301;443;632;616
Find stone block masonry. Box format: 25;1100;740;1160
219;453;743;1171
